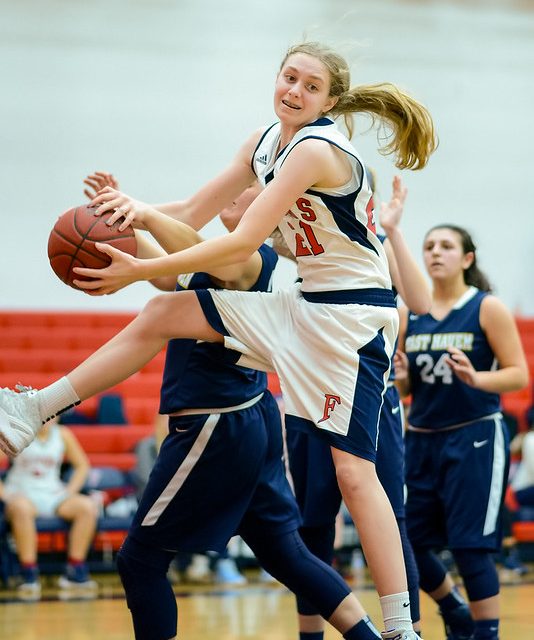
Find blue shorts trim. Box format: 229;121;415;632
195;289;228;336
285;415;376;462
301;288;396;306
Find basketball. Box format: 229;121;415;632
47;204;137;290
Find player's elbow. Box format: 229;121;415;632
514;365;530;391
410;298;432;316
149;276;177;292
229;234;259;263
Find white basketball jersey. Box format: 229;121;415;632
5;424;65;495
252;117;391;292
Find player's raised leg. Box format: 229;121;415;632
0;290;222;456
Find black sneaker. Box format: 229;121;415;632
441;603;474;640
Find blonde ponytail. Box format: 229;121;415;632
332;83;437;170
282;42;438;170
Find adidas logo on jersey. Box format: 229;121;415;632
257;154;268;165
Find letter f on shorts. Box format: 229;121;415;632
318;394;341;423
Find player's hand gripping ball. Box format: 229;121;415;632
48;204;137;290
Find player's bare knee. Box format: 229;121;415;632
335;461;375;497
139;293;172;324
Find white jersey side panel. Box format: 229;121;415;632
252;118;391;292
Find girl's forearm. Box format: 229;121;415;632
475;367;529;394
138;233;254;280
66;467;89;495
387;228;431;314
142;209;202;254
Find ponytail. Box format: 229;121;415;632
332;83;437;170
281;42;438;170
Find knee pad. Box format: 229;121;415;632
452;549;499;601
117;537;177;640
299;523;336;566
245;529;350;619
297;524;337;616
413;547;448;593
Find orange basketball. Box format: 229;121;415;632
47;204;137;290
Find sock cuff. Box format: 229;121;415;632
380;591;412;631
38;377;80;423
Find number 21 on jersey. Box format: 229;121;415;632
292;197;325;257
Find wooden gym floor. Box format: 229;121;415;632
0;567;532;639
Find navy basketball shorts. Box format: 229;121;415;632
129;397;273;553
405;414;509;550
197;283;398;462
286;428;342;528
237;391;302;540
376;384;406;518
286;384;406;525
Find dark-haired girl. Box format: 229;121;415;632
395;225;528;640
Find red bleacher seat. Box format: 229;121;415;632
512;521;534;543
516;317;534;335
0;372;163;401
0;348;93;374
123;397;161;424
0;347;165;376
0;327;118;351
0;310;135;329
70;425;154;453
68;424;154;471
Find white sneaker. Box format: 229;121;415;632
17;580;42;602
58;575;98;589
381;630;422;640
185;554;212;583
214;558;247;585
258;567;277;584
58;575;98;600
0;387;41;456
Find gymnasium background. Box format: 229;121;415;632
2;0;533;313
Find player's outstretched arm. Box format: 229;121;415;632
381;176;431;315
73;137;331;294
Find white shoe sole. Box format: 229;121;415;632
0;407;18;456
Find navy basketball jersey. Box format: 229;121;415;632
159;244;278;413
405;286;501;429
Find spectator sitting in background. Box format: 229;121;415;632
498;411;534;576
0;415;98;601
511;412;534;511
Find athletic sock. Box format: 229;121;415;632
37;377;80;423
20;562;39;583
437;587;467;613
300;632;324;640
473;618;499;640
380;591;413;631
343;616;381;639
